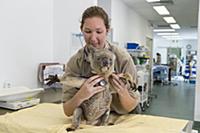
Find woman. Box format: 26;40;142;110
61;6;140;116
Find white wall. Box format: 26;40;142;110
194;1;200;121
97;0;111;17
0;0;54;88
53;0;97;63
0;0;97;88
111;0;153;47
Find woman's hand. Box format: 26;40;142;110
76;75;105;102
111;73;130;96
111;73;139;112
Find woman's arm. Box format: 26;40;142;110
111;73;140;112
63;91;85;116
63;75;105;116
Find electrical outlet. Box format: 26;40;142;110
3;80;11;88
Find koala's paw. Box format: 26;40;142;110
66;127;76;132
66;126;83;132
119;73;137;91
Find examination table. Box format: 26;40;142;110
0;103;190;133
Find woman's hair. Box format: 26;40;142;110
80;6;110;30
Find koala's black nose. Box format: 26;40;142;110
102;57;113;67
102;58;109;66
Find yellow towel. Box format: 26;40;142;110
0;103;188;133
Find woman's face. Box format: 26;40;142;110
81;17;108;49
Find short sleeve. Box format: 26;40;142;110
62;86;79;102
60;50;84;102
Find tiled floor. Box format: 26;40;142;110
143;80;200;131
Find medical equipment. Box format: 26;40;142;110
137;70;149;111
38;63;64;103
0;87;43;110
153;65;169;83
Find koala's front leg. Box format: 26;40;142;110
66;107;83;131
99;109;110;126
61;76;87;88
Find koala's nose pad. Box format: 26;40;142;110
102;58;109;67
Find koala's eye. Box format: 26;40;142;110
97;57;101;61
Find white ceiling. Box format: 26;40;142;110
122;0;199;40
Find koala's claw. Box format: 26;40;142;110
66;127;76;132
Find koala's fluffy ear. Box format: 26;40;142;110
84;45;97;56
87;45;97;53
84;45;96;61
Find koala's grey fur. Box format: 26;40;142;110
65;45;135;131
64;45;116;131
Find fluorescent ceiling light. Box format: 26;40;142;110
166;38;183;40
166;37;183;40
170;24;181;29
146;0;160;2
162;36;183;40
157;33;179;35
153;29;175;32
163;17;176;23
153;6;170;15
162;35;181;38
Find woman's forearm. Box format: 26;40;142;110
63;93;84;116
118;91;140;112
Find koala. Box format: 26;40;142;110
64;45;136;131
65;45;115;131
